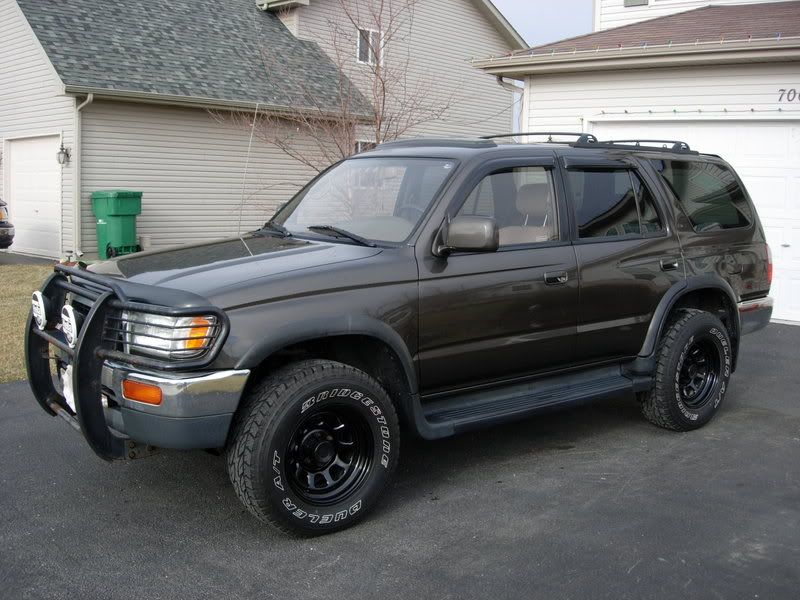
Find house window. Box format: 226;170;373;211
357;28;382;65
354;140;377;154
623;0;648;6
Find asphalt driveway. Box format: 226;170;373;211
1;324;798;599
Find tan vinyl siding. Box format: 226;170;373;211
79;101;320;258
290;0;515;138
597;0;797;31
0;0;74;255
524;63;798;132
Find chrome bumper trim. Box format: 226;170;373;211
101;362;249;418
738;297;773;335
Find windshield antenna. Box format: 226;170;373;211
237;101;260;237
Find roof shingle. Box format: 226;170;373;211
514;1;800;56
16;0;372;114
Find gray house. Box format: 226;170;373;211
0;0;524;258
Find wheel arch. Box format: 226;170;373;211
236;321;418;427
637;275;740;370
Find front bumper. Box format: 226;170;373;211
739;296;773;335
25;264;239;461
100;363;249;449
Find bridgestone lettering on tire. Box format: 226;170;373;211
639;309;732;431
226;359;400;535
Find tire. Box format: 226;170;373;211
639;309;732;431
226;359;400;535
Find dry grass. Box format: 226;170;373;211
0;264;53;383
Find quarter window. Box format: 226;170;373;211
650;159;752;231
456;166;558;247
357;29;381;65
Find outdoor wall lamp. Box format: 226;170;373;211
56;143;71;165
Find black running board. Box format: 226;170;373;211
409;366;642;440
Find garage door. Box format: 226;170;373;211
590;120;800;323
5;135;61;257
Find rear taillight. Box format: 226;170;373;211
766;243;773;286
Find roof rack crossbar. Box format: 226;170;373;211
481;132;599;144
599;139;691;152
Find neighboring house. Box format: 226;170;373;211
0;0;524;259
475;0;800;322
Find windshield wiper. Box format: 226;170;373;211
258;221;292;237
306;225;377;247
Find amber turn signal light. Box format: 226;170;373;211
185;316;213;351
122;379;163;405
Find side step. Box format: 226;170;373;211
411;365;642;440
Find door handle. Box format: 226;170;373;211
660;258;679;271
544;271;568;285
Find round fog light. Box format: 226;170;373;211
61;305;81;348
31;291;48;330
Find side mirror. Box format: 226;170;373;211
437;216;499;256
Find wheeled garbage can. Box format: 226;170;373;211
90;190;142;259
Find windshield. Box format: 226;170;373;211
273;157;456;244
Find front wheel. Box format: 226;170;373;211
227;359;400;535
639;309;732;431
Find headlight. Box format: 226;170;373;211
120;311;218;359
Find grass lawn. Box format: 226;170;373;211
1;264;53;383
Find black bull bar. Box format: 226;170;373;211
24;264;229;461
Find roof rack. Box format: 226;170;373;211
375;138;497;150
587;139;695;153
481;132;599;144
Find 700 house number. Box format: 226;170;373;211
778;88;800;102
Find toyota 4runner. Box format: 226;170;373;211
25;133;773;535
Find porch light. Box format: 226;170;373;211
56;143;71;165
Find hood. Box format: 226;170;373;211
89;233;382;303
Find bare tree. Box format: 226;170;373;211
215;0;454;173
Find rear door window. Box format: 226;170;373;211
650;159;752;231
566;169;662;239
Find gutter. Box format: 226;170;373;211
72;93;93;258
474;37;800;76
62;86;374;121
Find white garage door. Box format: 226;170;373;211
590;120;800;323
5;135;61;257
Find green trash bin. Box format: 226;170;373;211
91;190;142;259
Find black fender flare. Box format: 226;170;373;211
235;315;419;397
633;275;740;370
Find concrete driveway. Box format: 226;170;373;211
1;325;798;599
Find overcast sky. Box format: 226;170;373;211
492;0;594;46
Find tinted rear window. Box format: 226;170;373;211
650;159;752;231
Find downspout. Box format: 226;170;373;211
72;93;93;258
495;76;524;132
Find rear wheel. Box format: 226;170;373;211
639;309;732;431
227;359;399;535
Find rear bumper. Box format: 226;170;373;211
0;224;14;248
739;297;773;335
100;363;249;449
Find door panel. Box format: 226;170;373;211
417;246;579;394
574;236;683;361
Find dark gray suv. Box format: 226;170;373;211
25;133;773;535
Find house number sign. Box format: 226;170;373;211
778;88;800;102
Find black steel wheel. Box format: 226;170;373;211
639;309;732;431
285;408;373;505
227;360;399;535
678;339;720;409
